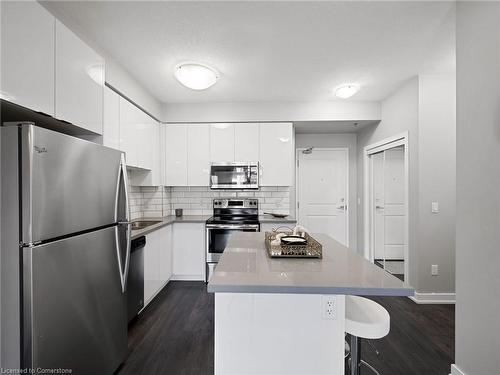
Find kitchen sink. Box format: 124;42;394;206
131;220;162;230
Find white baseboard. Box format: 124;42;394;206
408;292;455;304
451;364;466;375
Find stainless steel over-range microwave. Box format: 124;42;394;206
210;162;259;189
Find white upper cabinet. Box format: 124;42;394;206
137;109;155;171
55;20;104;134
1;1;55;115
119;97;141;168
187;124;210;186
235;123;260;162
163;122;294;187
103;87;120;150
164;124;188;186
259;122;294;186
119;96;160;183
210;123;234;162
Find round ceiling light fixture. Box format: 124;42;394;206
174;62;219;90
334;84;360;99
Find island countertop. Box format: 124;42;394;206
207;232;414;296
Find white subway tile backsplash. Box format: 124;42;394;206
260;186;278;192
236;192;255;197
129;185;291;218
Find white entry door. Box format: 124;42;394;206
372;146;406;264
297;149;348;246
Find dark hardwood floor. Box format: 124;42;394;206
117;282;214;375
117;281;454;375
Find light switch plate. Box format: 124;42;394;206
431;202;439;213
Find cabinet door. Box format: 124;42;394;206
55;20;104;134
210;123;234;162
137;110;155;171
148;120;161;185
235;123;259;162
172;223;205;280
0;1;55;115
119;98;140;168
159;225;173;283
144;226;172;305
103;87;120;150
259;123;294;186
164;124;188;186
144;231;161;304
188;124;210;186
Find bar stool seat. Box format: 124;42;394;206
345;296;390;375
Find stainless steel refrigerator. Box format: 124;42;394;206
1;122;131;373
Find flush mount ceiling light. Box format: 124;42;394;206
174;62;219;90
335;84;360;99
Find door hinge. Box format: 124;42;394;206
297;159;299;167
297;201;300;209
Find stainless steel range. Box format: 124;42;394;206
206;198;260;281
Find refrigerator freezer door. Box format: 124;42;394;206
23;226;127;373
20;124;123;243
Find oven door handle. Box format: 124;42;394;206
206;224;260;230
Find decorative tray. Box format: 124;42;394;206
265;231;322;258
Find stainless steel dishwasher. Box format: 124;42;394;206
127;236;145;322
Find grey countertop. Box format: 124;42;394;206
259;215;297;223
131;215;210;239
207;232;414;296
131;214;296;239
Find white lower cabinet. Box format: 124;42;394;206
159;225;173;283
143;225;172;306
172;223;205;281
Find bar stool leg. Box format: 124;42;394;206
350;335;361;375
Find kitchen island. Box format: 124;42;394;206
207;232;413;375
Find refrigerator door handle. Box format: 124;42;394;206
119;221;132;293
115;154;132;293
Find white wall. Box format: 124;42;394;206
357;74;456;295
162;101;380;123
357;77;420;288
295;133;357;250
454;2;500;375
417;75;456;293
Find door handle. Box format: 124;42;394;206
337;205;347;210
116;154;131;293
375;205;385;209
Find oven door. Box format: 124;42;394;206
206;224;260;262
210;163;259;189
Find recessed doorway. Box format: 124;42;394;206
364;133;409;282
296;148;349;247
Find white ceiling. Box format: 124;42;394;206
42;1;455;104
